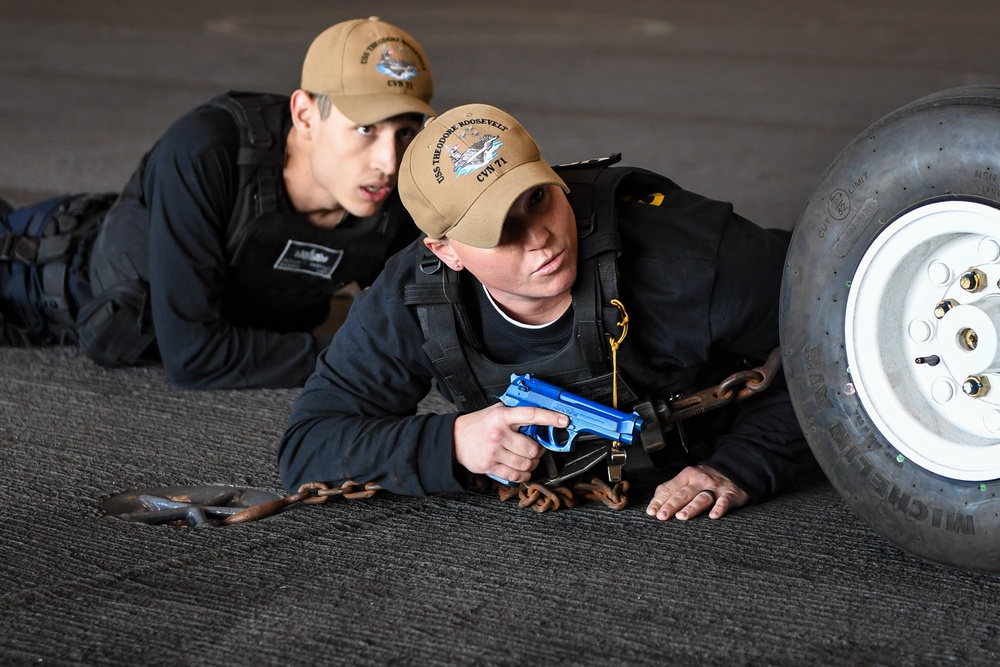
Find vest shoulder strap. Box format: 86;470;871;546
403;245;491;409
557;158;701;394
209;91;287;150
208;91;289;218
555;155;632;369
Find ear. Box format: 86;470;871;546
289;89;318;138
423;237;461;270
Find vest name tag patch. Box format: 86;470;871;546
273;240;343;279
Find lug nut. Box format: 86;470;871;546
960;268;988;293
934;298;960;319
963;375;991;398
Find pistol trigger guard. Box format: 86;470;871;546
518;424;540;445
545;425;574;453
545;425;558;450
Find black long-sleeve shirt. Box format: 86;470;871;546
278;176;814;502
86;99;417;389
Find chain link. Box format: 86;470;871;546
665;346;782;427
221;480;382;525
490;478;631;513
574;478;630;510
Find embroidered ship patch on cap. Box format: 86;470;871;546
375;45;419;81
450;131;503;177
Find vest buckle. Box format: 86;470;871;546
419;256;442;275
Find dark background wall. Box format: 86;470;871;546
2;1;997;230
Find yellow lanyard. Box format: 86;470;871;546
608;298;629;410
606;299;630;482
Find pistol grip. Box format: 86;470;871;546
488;473;518;487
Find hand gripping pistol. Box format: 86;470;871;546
491;373;644;485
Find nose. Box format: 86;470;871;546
372;133;400;176
523;218;552;249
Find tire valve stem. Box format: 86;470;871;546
915;355;940;366
963;375;991;398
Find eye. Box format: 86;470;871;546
356;125;375;137
397;126;418;143
527;186;546;207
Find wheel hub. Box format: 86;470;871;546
845;200;1000;480
937;299;1000;377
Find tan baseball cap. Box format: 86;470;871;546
301;17;434;125
399;104;568;248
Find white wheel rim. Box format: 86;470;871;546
846;200;1000;481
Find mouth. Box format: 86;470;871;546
360;183;391;202
534;250;564;276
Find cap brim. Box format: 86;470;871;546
330;93;435;126
446;160;568;249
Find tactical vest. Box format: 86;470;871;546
403;156;716;482
77;91;413;365
215;92;411;330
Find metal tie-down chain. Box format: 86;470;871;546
663;347;783;427
221;480;381;525
222;347;782;522
493;477;631;512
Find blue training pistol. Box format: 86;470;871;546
490;374;643;487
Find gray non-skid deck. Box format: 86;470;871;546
2;346;999;666
3;1;1000;664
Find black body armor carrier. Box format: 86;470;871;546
77;91;412;365
215;92;411;331
403;155;707;483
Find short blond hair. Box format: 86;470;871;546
307;92;332;120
